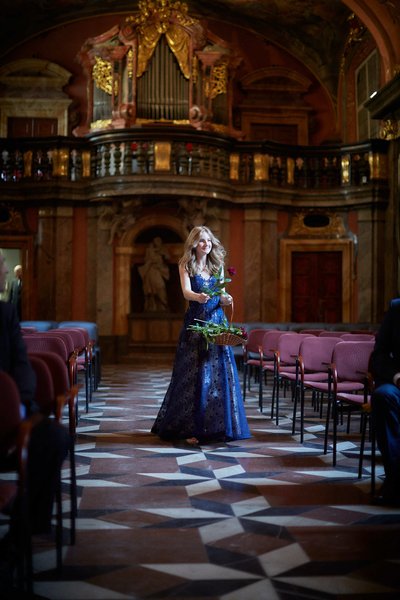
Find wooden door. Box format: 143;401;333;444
291;251;342;322
7;117;58;137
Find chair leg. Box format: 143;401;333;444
243;364;247;401
258;365;263;412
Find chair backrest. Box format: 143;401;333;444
54;327;88;351
23;334;69;362
261;330;287;359
332;340;375;382
299;335;342;372
319;331;349;337
19;320;58;331
43;331;76;356
29;354;55;416
299;329;325;335
277;332;313;365
246;328;272;353
29;351;70;397
58;321;98;343
0;371;22;456
341;333;376;341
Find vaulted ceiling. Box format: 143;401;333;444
1;0;399;97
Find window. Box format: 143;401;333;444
356;50;379;140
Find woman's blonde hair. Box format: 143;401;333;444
179;226;225;276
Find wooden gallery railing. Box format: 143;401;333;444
0;127;389;193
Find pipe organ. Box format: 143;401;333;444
76;0;241;136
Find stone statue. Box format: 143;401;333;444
138;237;170;312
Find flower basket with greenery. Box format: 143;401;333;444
188;315;248;348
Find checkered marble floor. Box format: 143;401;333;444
4;361;400;599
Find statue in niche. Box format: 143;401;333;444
138;237;170;312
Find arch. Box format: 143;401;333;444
114;214;188;335
344;0;400;81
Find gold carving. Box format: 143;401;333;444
81;151;91;178
229;153;239;180
341;154;350;184
51;149;69;177
204;60;228;99
93;56;116;96
90;119;112;130
288;212;347;238
254;153;269;181
154;141;171;171
380;119;399;140
127;0;200;79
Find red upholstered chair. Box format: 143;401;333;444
301;340;375;465
0;372;39;593
291;336;342;442
28;351;79;545
242;328;270;400
340;333;376;341
256;330;288;413
271;333;313;425
54;327;93;411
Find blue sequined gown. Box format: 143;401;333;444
151;274;251;442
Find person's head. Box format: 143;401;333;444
0;253;9;293
180;226;226;275
14;264;22;279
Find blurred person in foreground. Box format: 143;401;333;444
370;299;400;507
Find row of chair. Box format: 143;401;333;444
0;354;79;592
0;323;100;592
242;329;376;485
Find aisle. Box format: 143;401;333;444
26;365;400;598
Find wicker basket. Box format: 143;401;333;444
211;331;245;346
211;301;246;347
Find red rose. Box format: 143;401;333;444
227;267;237;276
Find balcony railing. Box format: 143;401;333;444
0;127;389;190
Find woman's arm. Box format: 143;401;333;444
179;264;210;304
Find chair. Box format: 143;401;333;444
28;355;64;567
256;330;289;413
57;321;101;390
341;333;376;341
292;336;342;442
271;333;313;425
301;340;375;465
55;327;93;410
299;329;325;335
19;320;58;332
23;333;77;398
29;351;79;545
319;331;349;337
0;371;38;593
242;328;270;400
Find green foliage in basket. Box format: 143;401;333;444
188;318;248;348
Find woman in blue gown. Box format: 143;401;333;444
151;226;251;445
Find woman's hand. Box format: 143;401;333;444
198;292;210;304
220;293;233;306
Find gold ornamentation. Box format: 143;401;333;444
288;212;346;238
204;60;228;99
380;119;399;140
229;153;239;180
154;141;171;171
254;154;269;181
127;0;200;79
93;56;116;96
